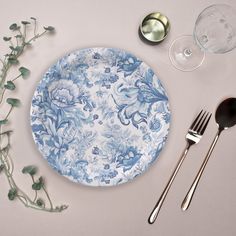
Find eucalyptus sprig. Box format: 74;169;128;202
0;18;68;212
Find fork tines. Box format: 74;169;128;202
190;110;212;135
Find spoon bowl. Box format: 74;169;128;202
215;98;236;130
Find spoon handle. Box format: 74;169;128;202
181;130;221;211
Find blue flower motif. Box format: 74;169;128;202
97;99;116;119
40;118;78;163
149;117;162;132
92;146;100;155
116;146;142;172
112;70;168;129
109;74;118;83
57;120;77;142
117;53;142;77
143;133;152;142
105;68;111;73
163;112;171;124
104;164;110;169
48;79;79;108
93;114;99;120
95;164;118;184
140;125;148;134
93;52;101;59
95;74;119;89
70;160;92;184
77;91;96;112
96;90;104;97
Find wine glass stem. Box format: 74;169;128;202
183;48;193;57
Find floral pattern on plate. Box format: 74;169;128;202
30;47;171;186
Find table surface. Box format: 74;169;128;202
0;0;236;235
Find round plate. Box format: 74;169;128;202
30;47;171;186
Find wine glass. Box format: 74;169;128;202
169;4;236;72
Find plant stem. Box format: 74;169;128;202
0;63;10;88
31;175;38;202
5;105;13;120
0;58;6;68
23;25;26;39
0;130;12;136
33;19;37;37
0;88;6;105
12;74;22;82
42;185;53;210
26;30;47;44
17;29;23;40
9;40;14;47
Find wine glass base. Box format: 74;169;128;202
169;35;205;72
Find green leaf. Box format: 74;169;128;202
6;98;21;107
3;37;11;41
21;21;30;25
22;165;37;176
0;119;8;125
9;23;20;31
16;46;22;52
4;81;15;90
19;67;30;78
8;57;19;65
32;176;44;190
15;35;22;39
9;46;22;52
32;183;41;190
30;17;36;21
44;26;55;32
8;188;17;200
36;198;45;207
9;23;17;30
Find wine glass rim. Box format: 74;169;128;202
201;3;235;11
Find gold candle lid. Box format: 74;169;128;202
139;12;170;44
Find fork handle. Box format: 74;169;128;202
148;143;191;224
181;130;221;211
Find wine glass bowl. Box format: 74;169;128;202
169;4;236;71
194;4;236;54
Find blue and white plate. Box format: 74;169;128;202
30;47;171;186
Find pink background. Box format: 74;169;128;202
0;0;236;235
